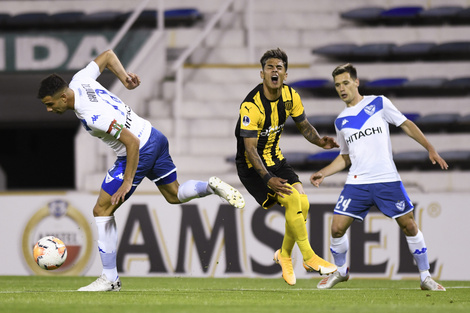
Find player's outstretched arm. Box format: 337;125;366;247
310;154;350;187
295;119;339;149
400;120;449;170
94;50;141;90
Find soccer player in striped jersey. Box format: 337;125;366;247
311;63;447;291
235;48;339;285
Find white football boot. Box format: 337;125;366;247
78;274;121;292
209;176;245;209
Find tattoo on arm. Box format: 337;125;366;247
297;119;320;144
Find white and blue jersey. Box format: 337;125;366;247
335;95;407;184
334;96;413;220
70;61;151;157
70;61;177;197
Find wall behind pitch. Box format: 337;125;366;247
0;191;466;280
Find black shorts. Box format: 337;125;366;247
237;159;301;209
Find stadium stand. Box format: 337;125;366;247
414;113;461;133
0;8;203;30
341;5;470;26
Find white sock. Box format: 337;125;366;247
330;235;349;275
95;216;118;282
406;229;430;278
177;180;212;203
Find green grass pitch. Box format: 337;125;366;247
1;276;469;313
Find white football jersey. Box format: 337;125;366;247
70;61;151;157
335;95;407;184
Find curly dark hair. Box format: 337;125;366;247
260;48;288;71
37;74;68;99
332;63;358;80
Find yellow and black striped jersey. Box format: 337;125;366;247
235;83;306;171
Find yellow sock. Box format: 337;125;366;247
277;186;314;260
281;222;295;257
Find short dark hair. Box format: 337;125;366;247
37;73;68;99
260;48;288;71
332;63;357;80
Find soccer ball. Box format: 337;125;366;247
33;236;67;270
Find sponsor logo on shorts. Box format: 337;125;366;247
395;200;405;211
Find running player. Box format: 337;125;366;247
235;48;338;285
310;63;447;291
38;49;245;292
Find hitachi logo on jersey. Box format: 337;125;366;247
260;124;284;136
82;84;98;102
346;126;382;144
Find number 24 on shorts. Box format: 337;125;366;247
335;196;351;211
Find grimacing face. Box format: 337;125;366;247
260;58;287;91
334;72;360;106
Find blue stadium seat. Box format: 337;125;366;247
164;8;203;27
362;78;408;96
5;12;49;30
307;150;341;170
340;6;385;24
290;79;332;97
414;113;460;133
379;6;424;25
392;42;437;61
418;6;463;24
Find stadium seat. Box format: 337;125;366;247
361;78;408;97
439;150;470;170
312;43;358;60
307;115;337;134
441;77;470;96
117;9;157;28
418;6;464;25
351;43;396;61
392;42;437;61
431;41;470;60
47;11;85;29
79;11;122;29
5;12;49;30
340;6;385;25
452;7;470;25
164;8;203;27
379;6;424;25
289;79;332;97
452;114;470;132
307;150;341;170
393;150;429;170
283;152;312;171
399;78;448;97
414;113;460;133
0;13;10;29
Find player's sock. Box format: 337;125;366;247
281;223;295;257
406;229;430;278
277;186;314;260
299;194;310;221
96;216;118;282
177;180;211;202
331;235;349;276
